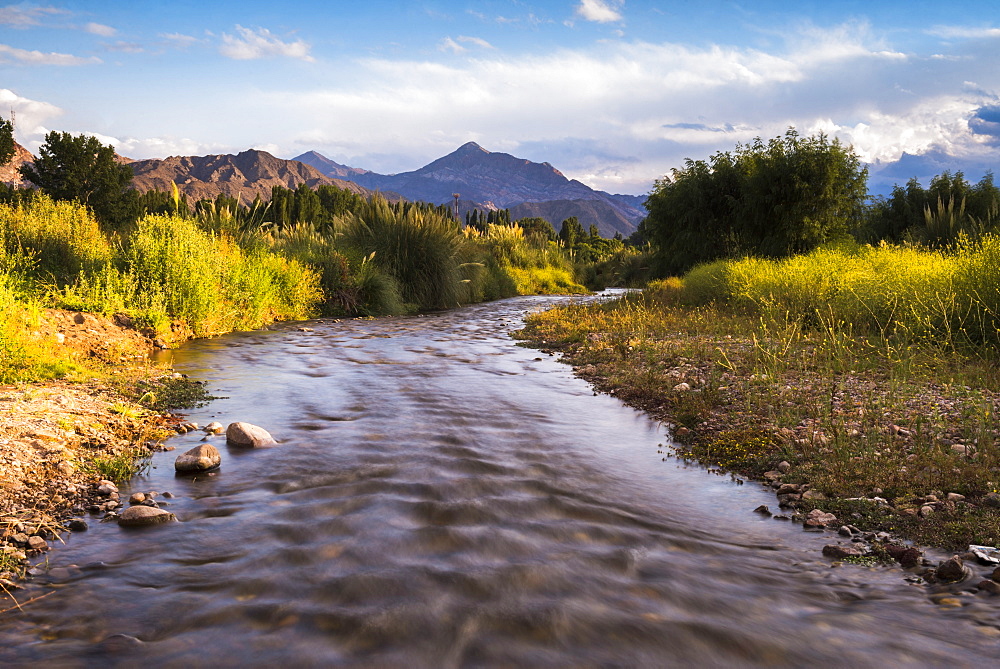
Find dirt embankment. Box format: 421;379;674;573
1;309;182;574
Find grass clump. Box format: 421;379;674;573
83;443;153;483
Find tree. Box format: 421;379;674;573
559;216;584;248
0;115;14;168
20;131;139;229
643;129;867;274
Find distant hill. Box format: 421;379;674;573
0;142;33;186
294;150;371;180
295;142;647;237
130;149;375;205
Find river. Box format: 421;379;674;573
1;293;999;667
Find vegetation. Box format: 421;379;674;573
641;129;867;275
519;238;1000;550
20;131;140;231
0;115;13;168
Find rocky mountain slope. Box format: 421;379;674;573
295;143;647;238
0;142;33;186
130;149;373;205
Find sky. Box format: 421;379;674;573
1;0;999;196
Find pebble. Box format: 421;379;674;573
753;505;772;516
129;492;146;505
777;460;791;473
26;536;48;551
66;519;88;532
203;422;224;434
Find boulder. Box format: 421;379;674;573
935;556;970;583
226;422;277;448
117;505;176;527
174;444;221;472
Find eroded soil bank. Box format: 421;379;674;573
1;309;196;590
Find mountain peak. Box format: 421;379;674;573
455;141;489;154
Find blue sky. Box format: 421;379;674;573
1;1;999;195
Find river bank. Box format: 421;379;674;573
517;290;1000;592
0;309;209;597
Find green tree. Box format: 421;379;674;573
559;216;584;248
0;115;14;167
515;217;557;242
20;131;139;230
643;129;867;274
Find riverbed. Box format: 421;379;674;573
1;294;998;667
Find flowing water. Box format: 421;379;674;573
2;294;1000;667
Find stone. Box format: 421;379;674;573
97;482;118;497
935;556;969;583
822;544;862;559
226;422;277;448
672;382;691;392
66;519;88;532
801;490;827;501
777;460;791;473
776;483;801;495
804;509;837;528
982;492;1000;509
174;444;222;472
56;460;75;477
919;505;935;517
117;505;176;527
26;535;48;551
753;505;772;516
951;444;975;457
204;421;224;434
674;426;690;438
946;492;966;503
129;492;146;505
977;580;1000;595
992;566;1000;582
885;544;922;569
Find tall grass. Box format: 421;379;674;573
338;197;465;311
678;238;1000;346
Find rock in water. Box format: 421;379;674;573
117;505;176;527
226;422;277;448
935;556;970;583
174;444;222;472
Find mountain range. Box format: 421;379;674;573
295;142;647;237
129;149;374;205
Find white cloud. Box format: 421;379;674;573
928;25;1000;40
244;21;997;195
457;35;494;49
0;43;101;66
0;88;63;143
575;0;623;24
439;35;495;53
85;22;116;37
219;25;314;62
0;5;66;28
439;37;465;54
